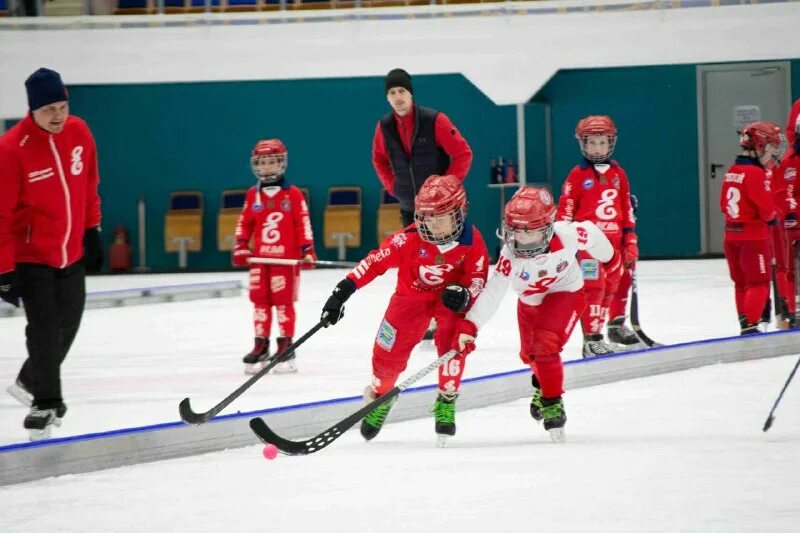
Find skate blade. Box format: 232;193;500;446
418;340;436;352
6;384;33;407
272;362;298;374
28;425;53;442
244;363;261;375
547;427;566;443
436;434;451;448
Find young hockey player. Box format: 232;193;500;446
557;115;637;357
720;121;783;334
320;175;489;445
451;187;613;442
233;139;316;374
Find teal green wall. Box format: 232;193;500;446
19;61;800;270
532;65;700;257
67;75;516;270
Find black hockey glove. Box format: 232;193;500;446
442;284;470;313
321;278;357;326
83;226;104;274
0;270;20;308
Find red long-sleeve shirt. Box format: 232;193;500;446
371;108;472;195
720;157;776;241
787;98;800;147
0;114;101;273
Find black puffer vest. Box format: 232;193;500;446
380;105;451;212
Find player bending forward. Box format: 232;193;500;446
452;187;613;443
320;175;489;446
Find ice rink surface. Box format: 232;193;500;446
1;259;799;532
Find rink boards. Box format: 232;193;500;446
1;330;798;485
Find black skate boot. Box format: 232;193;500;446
360;386;398;441
243;337;269;375
540;396;566;443
607;317;643;349
430;391;457;446
273;336;298;374
739;314;759;336
24;404;67;441
582;334;615;358
530;374;543;421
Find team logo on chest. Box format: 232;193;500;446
280;198;292;212
582;178;594;190
418;264;455;286
556;260;569;273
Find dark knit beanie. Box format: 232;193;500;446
385;68;413;94
25;68;68;111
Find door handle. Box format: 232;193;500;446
711;164;725;180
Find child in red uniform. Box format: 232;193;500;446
320;175;489;445
233;139;316;374
557;115;637;357
720;121;783;334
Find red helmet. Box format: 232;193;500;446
575;115;617;164
503;187;556;258
414;174;467;244
251;139;288;183
739;121;785;169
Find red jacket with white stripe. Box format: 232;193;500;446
0;114;101;273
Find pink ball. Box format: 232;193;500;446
262;444;279;460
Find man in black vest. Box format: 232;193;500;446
372;68;473;227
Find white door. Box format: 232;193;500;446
699;62;791;254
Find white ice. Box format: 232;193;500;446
1;259;799;531
0;259;782;443
2;355;798;532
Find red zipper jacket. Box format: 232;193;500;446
0;114;101;273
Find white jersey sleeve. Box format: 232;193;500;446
465;245;515;330
572;220;614;263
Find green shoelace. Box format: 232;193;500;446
431;400;456;424
364;398;396;428
541;401;564;420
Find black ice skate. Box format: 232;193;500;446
739;314;759;336
24;405;66;441
243;337;270;375
540;397;566;443
530;374;543;421
360;386;397;441
582;334;615;358
607;317;645;350
273;336;298;374
430;391;457;447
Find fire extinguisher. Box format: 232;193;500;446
108;226;132;272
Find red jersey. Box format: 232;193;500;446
556;160;635;248
720;157;776;241
234;182;313;259
347;222;489;303
775;148;800;220
787;98;799;147
0;114;101;274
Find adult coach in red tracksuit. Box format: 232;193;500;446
372;68;473;227
0;68;103;439
720;121;784;335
